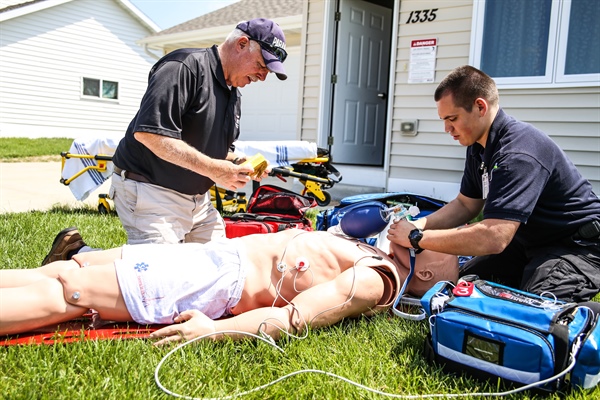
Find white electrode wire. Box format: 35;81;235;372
293;267;314;292
154;235;585;399
155;332;582;399
260;241;374;342
257;231;314;342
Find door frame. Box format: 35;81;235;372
317;0;400;187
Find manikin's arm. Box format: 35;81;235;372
150;266;385;346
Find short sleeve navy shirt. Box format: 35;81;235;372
112;46;241;195
461;109;600;247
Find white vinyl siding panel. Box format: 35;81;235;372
390;0;473;190
0;0;156;138
239;48;302;141
299;0;325;143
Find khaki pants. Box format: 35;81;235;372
110;172;225;244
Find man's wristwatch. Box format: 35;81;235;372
408;228;424;254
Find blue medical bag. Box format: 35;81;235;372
421;279;600;393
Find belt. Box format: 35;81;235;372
113;167;151;184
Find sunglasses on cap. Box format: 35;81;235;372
247;37;287;63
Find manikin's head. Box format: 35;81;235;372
389;242;459;297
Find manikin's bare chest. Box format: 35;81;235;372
265;236;389;307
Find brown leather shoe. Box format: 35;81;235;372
41;227;86;265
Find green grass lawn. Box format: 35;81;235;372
1;137;598;399
1;209;598;400
0;137;73;162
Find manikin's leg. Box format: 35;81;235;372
0;248;123;288
1;249;131;336
0;260;78;288
0;277;88;335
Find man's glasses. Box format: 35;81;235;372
248;37;287;63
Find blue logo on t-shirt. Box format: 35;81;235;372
134;262;149;272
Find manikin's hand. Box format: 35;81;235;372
149;309;216;346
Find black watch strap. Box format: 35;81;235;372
408;228;424;254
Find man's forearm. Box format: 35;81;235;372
424;196;483;230
134;131;215;176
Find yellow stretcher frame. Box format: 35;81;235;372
270;156;339;206
60;151;248;214
59;151;339;213
59;152;114;214
210;186;247;213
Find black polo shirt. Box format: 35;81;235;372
113;46;241;195
461;109;600;247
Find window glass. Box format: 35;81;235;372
480;0;553;78
102;80;119;99
565;0;600;75
83;78;100;97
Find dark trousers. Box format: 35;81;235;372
460;239;600;303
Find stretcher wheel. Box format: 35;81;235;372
308;191;331;206
98;194;111;214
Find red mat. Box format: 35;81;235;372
1;316;163;346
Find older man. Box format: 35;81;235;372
42;19;288;264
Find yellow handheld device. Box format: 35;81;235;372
241;153;268;179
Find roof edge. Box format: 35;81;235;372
115;0;160;33
0;0;72;21
137;14;301;48
0;0;160;32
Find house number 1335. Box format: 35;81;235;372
406;9;438;24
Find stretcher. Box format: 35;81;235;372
233;141;341;206
1;314;162;346
60;138;341;211
269;148;342;206
210;186;247;213
60;151;114;213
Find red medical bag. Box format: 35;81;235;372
224;184;317;238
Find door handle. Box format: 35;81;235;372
378;93;387;100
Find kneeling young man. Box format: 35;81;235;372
0;230;458;345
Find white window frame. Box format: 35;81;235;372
555;0;600;84
80;77;119;101
470;0;599;88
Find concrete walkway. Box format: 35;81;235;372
0;161;383;214
0;162;111;213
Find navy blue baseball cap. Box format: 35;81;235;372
236;18;288;80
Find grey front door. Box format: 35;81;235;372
330;0;392;165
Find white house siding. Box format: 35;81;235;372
239;47;302;141
0;0;156;138
298;0;326;144
388;0;473;200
